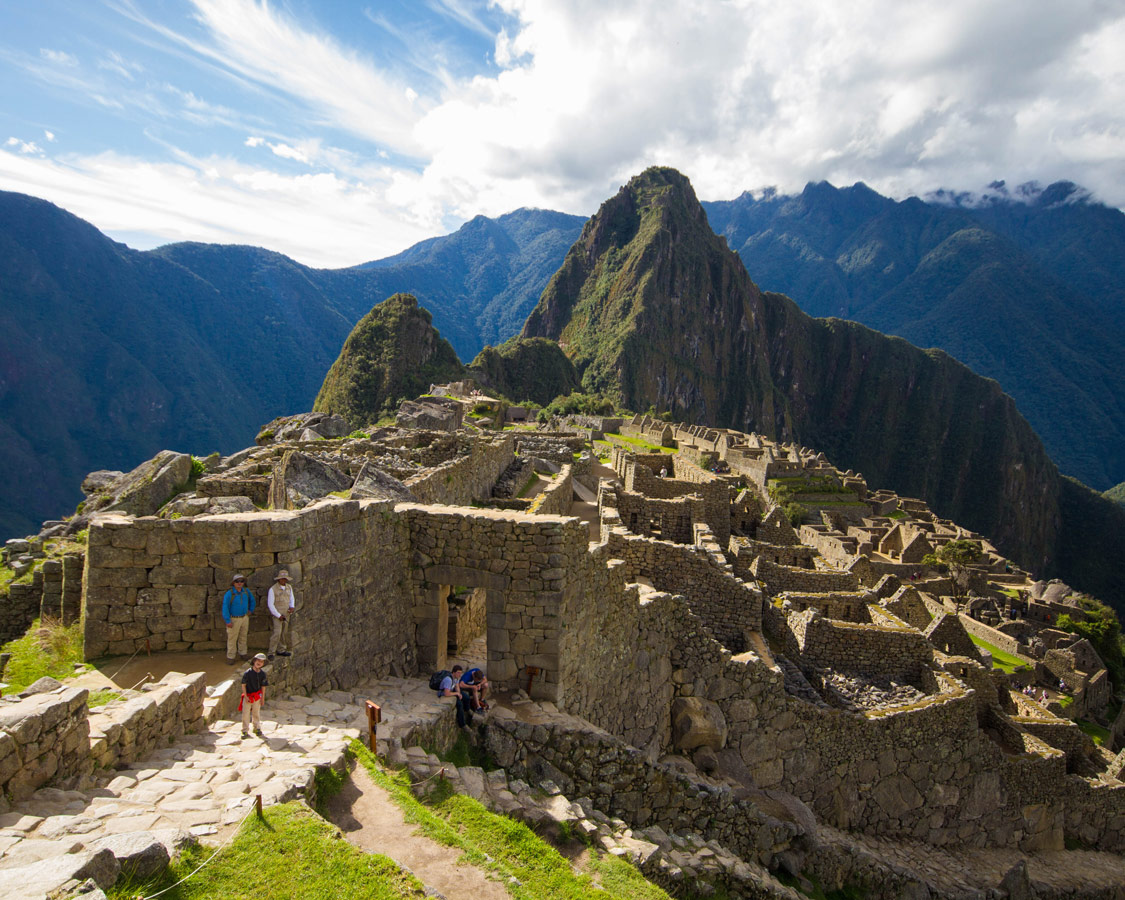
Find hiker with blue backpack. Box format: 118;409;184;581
431;665;473;728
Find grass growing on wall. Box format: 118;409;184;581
1;617;90;691
1077;719;1110;746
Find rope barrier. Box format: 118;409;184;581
409;766;447;787
106;646;143;682
136;802;259;900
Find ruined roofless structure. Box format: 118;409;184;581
10;409;1125;890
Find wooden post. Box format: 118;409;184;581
255;794;263;817
365;700;382;746
525;666;540;696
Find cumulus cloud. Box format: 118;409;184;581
7;0;1125;266
6;137;43;155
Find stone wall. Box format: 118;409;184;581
958;613;1032;659
87;672;207;769
776;591;872;623
404;433;513;505
787;610;933;681
485;713;802;870
0;581;40;645
448;588;486;656
730;537;816;575
606;529;762;649
615;490;699;544
83;499;417;696
528;465;574;517
750;557;859;596
402;504;587;701
0;686;91;801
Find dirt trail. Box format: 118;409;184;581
324;763;510;900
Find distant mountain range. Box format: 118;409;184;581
2;176;1124;566
0;191;580;537
702;180;1125;492
522;167;1125;605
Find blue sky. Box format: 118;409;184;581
2;1;1123;267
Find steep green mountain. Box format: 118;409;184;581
524;167;1125;606
467;337;579;406
1107;482;1125;508
0;193;577;538
314;293;463;425
702;183;1125;490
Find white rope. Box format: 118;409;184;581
137;803;259;900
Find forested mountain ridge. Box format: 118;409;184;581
702;180;1125;490
524;167;1125;605
0;191;578;537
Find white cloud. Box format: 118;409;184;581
0;146;440;267
6;137;43;155
44;130;56;142
39;48;78;67
181;0;425;155
98;50;143;79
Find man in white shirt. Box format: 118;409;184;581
267;569;296;660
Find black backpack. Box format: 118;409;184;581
429;669;452;692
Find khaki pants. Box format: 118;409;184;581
268;614;291;654
226;615;249;660
242;696;262;733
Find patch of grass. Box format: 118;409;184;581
356;741;671;899
1077;719;1110;746
887;508;907;520
0;561;16;591
1;617;90;691
968;634;1029;674
604;432;674;454
516;473;539;498
88;689;125;708
108;801;427;900
314;763;349;815
1057;694;1074;709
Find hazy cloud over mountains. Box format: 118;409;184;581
1;0;1123;266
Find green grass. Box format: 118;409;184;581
108;802;428;900
1077;719;1111;746
1;617;91;691
516;473;540;498
968;634;1029;674
355;741;672;899
1057;694;1074;709
603;432;674;454
88;688;125;708
887;508;907;520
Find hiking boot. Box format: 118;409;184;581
228;658;240;666
267;654;275;661
276;650;291;657
241;731;250;739
254;728;265;737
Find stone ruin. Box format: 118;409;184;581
3;409;1125;896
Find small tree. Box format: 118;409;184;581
921;539;982;606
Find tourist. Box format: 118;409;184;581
438;665;473;728
240;653;268;739
267;569;296;660
222;574;256;664
460;667;490;712
1040;690;1049;704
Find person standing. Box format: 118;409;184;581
222;574;256;664
240;653;268;738
267;569;296;660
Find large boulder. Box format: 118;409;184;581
86;830;171;880
671;697;728;752
0;848;119;900
268;450;352;509
83;451;193;518
256;412;352;445
350;461;416;503
396;397;463;432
